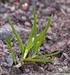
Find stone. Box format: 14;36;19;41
5;55;13;67
41;7;56;16
0;5;7;13
10;5;16;12
24;21;31;27
21;3;29;11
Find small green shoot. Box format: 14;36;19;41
5;11;61;65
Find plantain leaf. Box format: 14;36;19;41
8;18;25;56
32;17;51;56
23;10;37;59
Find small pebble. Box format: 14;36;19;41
10;6;16;12
63;66;68;71
40;3;45;8
0;5;7;13
25;21;31;27
22;16;27;21
25;68;30;73
58;68;63;72
5;55;13;67
22;3;29;11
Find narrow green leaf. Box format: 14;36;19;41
32;17;51;55
32;51;61;59
23;10;37;59
22;57;52;63
8;18;25;55
5;37;17;63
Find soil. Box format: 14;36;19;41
0;0;70;75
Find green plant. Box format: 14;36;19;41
5;12;61;65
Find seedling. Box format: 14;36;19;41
5;11;61;66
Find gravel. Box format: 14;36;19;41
0;0;70;75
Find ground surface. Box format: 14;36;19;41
0;0;70;75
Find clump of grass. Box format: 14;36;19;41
5;11;61;66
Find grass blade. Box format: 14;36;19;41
5;36;17;63
22;57;52;63
32;51;61;59
23;10;37;59
8;18;25;55
32;17;51;56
